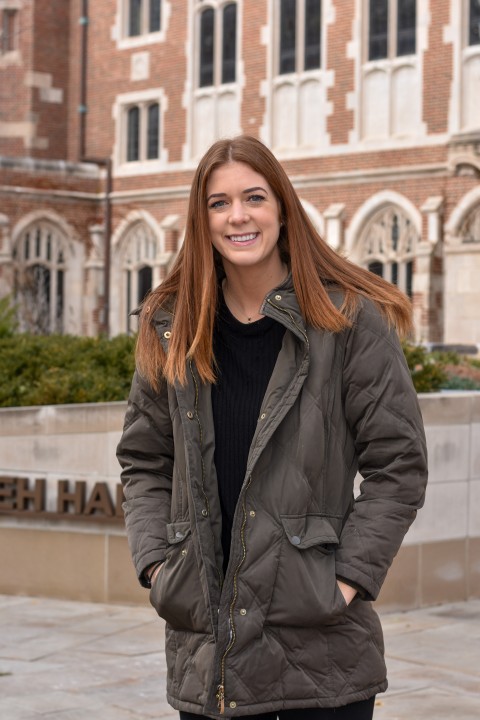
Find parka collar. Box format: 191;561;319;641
150;272;310;351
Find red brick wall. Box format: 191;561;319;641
0;1;35;157
423;0;452;134
327;0;355;144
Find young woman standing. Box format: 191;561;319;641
117;135;428;719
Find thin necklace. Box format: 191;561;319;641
222;281;262;323
222;268;289;323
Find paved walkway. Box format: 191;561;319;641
0;595;478;719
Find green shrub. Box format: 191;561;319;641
0;296;18;338
0;333;136;407
0;330;477;407
401;342;449;393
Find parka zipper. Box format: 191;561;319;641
189;360;222;590
266;298;309;347
217;474;252;713
216;299;308;713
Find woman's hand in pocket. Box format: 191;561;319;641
146;561;164;586
336;579;357;606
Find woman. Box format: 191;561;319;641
117;135;428;719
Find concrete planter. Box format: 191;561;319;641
1;393;479;609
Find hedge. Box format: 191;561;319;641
0;332;478;408
0;334;136;407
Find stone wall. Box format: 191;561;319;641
0;393;479;610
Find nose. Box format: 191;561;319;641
229;200;249;225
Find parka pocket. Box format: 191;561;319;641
265;514;347;628
149;521;211;633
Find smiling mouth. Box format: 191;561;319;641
226;232;259;243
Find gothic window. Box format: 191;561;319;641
271;0;324;150
470;0;480;46
368;0;416;61
13;222;67;334
279;0;321;74
363;0;420;139
128;0;161;37
122;223;158;332
191;2;240;158
198;3;237;88
460;205;480;243
125;102;160;162
362;207;417;298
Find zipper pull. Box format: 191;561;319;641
216;684;225;714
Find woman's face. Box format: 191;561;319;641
206;161;282;276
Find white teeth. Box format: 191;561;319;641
228;233;257;242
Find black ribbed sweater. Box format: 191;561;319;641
212;294;285;571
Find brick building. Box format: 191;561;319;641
0;0;479;344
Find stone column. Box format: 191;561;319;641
84;224;105;336
417;197;444;343
323;203;345;250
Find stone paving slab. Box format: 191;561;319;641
0;595;478;719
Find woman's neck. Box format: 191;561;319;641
222;262;288;324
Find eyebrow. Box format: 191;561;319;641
206;186;268;202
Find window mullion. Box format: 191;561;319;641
215;8;221;87
390;0;397;58
50;257;57;332
140;103;146;160
297;0;304;73
143;0;148;35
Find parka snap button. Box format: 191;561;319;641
175;531;184;539
163;331;171;339
249;510;256;518
186;411;194;419
275;294;282;301
260;412;266;420
229;701;237;709
181;548;187;556
201;509;208;517
291;535;301;545
240;608;247;616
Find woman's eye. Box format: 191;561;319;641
247;194;265;204
208;199;227;210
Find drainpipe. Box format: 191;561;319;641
78;0;112;337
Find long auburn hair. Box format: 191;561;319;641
136;135;412;388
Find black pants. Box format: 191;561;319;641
180;696;375;720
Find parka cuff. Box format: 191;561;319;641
138;554;166;589
334;564;380;602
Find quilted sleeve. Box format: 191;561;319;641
116;370;174;587
334;299;428;601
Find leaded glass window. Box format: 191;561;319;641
147;103;159;160
199;8;215;87
14;222;67;334
127;106;140;161
222;3;237;84
362;206;417;298
368;0;416;60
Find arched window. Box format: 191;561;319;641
13;222;67;334
460;205;480;243
122;222;159;332
361;206;417;298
